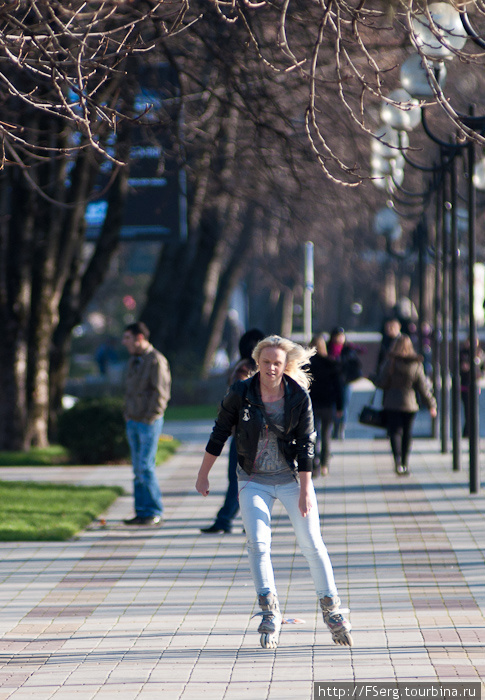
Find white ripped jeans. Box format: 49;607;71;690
238;478;338;600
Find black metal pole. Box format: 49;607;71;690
417;218;426;357
432;178;442;440
449;152;461;471
440;164;450;454
467;138;480;493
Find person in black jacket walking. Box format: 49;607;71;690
374;317;401;378
196;335;353;650
309;334;343;477
327;327;364;439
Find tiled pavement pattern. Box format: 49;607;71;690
0;390;484;698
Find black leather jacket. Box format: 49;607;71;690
206;373;316;475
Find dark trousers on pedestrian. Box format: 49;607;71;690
313;407;335;469
332;384;351;439
461;390;469;438
385;410;416;469
213;436;239;530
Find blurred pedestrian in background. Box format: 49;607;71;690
459;337;485;438
309;333;343;477
95;336;118;376
374;318;401;379
122;322;171;525
392;293;418;336
327;327;364;439
377;334;436;476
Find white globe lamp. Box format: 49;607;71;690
400;53;447;99
410;2;467;60
473;157;485;192
380;89;421;132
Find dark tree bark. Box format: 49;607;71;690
0;168;35;449
141;208;221;372
49;132;132;438
200;204;258;376
0;62;151;449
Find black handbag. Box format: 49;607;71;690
359;391;387;429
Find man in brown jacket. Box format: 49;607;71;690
122;322;171;525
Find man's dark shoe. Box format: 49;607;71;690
124;515;163;526
200;523;231;534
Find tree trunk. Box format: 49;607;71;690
25;125;77;447
0;167;36;450
26;297;56;447
201;206;257;376
141;207;221;370
49;133;131;434
0;338;29;451
281;287;294;338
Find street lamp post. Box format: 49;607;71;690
390;112;464;465
371;0;485;486
394;1;485;491
467;137;479;492
439;161;451;457
433;179;443;442
375;113;452;449
470;153;485;493
420;107;466;463
449;153;461;470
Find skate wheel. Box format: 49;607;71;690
332;631;353;647
260;633;278;649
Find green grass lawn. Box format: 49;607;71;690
156;436;180;463
0;406;213;468
0;481;124;541
0;437;180;468
0;431;181;541
0;445;71;467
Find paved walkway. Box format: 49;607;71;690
0;388;485;698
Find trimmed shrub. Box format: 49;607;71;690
58;397;129;464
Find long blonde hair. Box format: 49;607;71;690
252;335;315;390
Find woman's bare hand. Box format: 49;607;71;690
196;474;210;496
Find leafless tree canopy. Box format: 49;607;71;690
1;1;485;183
1;0;485;450
0;1;186;167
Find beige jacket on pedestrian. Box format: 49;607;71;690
124;344;171;423
377;355;436;413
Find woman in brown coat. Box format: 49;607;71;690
377;334;437;476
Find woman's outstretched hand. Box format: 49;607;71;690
299;491;313;517
196;452;218;496
196;474;210;496
298;472;314;517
